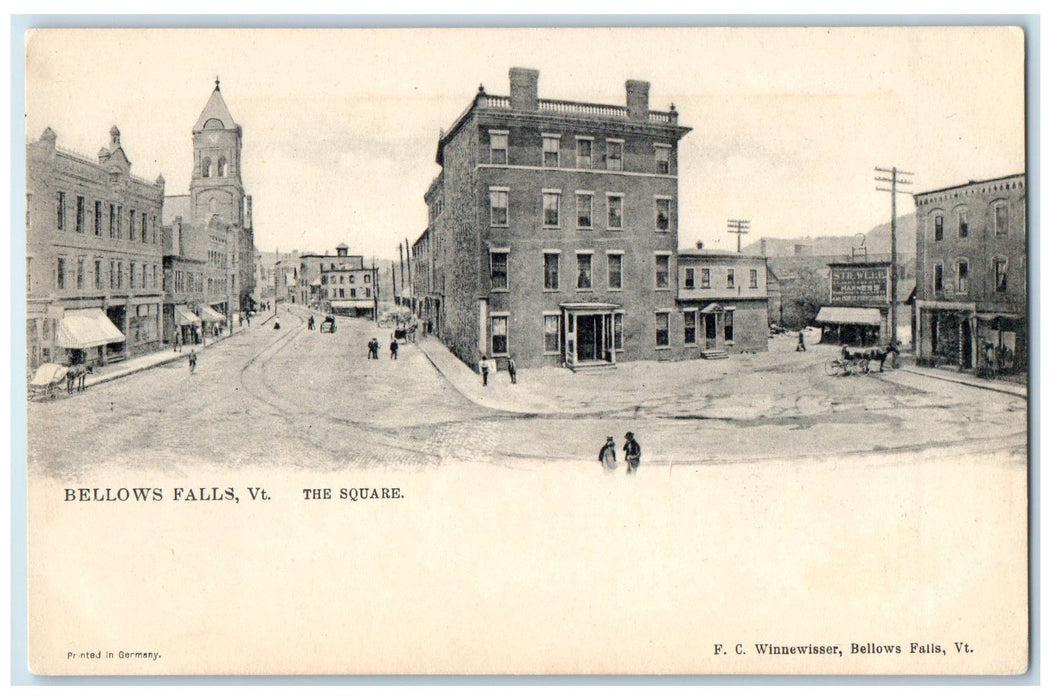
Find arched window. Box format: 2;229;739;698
201;157;211;178
208;197;217;213
218;157;227;177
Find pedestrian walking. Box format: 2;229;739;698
599;436;617;471
188;349;197;375
796;330;807;352
623;432;641;474
507;356;517;384
390;338;399;360
479;355;492;386
173;331;181;353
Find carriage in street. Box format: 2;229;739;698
320;315;337;333
28;363;69;400
824;344;900;377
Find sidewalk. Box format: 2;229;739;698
898;361;1028;399
416;334;1029;418
82;310;277;389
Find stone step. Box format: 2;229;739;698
569;362;618;373
701;349;729;360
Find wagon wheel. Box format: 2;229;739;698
824;359;839;376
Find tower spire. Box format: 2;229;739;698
215;75;220;91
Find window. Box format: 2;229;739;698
364;274;371;283
141;213;148;242
321;274;327;285
94;201;102;235
543;191;561;227
608;254;623;290
117;206;123;238
607;140;623;171
684;268;695;289
109;260;116;289
655;145;671;174
543;253;560;291
995;203;1008;236
109;204;116;237
130;262;137;289
217;157;227;177
491;315;508;355
576;138;592;168
57;258;66;289
576;193;593;228
933;214;944;241
202;157;211;178
490;251;508;290
544;314;560;354
76;258;85;290
75;196;85;232
117;261;123;289
142;264;148;289
543;135;560;167
56;192;66;230
727;269;736;288
607;194;624;229
701;268;711;288
576;253;593;289
25;194;31;229
933;262;943;293
957;210;969;238
655;198;671;231
365;287;370;298
655;312;670;347
489;131;508;165
490;188;508;226
750;269;759;288
152;264;157;289
956;260;969;294
614;314;624;351
655;255;670;289
725;311;735;342
684;311;697;344
994;259;1007;292
350;288;356;298
94;260;102;290
152;216;157;243
130;209;136;239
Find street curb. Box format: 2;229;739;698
83;313;278;389
899;367;1027;399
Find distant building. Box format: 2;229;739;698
273;250;299;305
297;244;378;318
424;67;692;370
26;126;165;369
676;250;769;357
814;260;912;346
912;174;1027;373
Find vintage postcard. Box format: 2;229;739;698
20;25;1029;676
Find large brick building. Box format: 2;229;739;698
296;244;378;317
912;173;1027;373
422;67;697;370
26;126;166;369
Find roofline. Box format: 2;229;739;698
914;172;1026;198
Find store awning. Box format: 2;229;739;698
175;305;201;326
55;308;125;349
330;300;374;310
815;306;882;326
198;306;226;323
976;312;1022;322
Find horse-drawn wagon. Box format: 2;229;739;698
824;344;900;377
28;363;68;400
320;315;337;333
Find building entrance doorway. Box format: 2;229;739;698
576;314;603;362
560;302;621;370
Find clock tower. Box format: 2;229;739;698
190;78;245;227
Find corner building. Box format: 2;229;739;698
428;67;691;370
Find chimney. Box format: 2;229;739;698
626;80;650;121
509;67;539;111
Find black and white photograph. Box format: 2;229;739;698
17;23;1030;677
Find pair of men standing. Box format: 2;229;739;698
478;355;516;386
599;432;641;474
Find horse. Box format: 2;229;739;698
66;363;94;394
841;343;900;372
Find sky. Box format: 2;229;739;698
23;25;1026;258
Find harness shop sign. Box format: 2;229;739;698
829;266;889;306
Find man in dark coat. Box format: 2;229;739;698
624;432;641;474
599;437;617;471
390;338;399;360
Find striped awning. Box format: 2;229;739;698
330;300;374;310
175;305;201;326
198;305;226;323
55;308;125;349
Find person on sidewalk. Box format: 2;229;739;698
624;432;641;475
173;331;181;353
507;356;517;385
796;330;807;352
390;338;399;360
479;355;492;386
188;349;197;375
599;436;618;472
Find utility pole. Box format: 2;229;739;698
727;219;751;253
875;166;914;346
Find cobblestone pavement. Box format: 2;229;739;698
26;307;1028;477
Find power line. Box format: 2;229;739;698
727;219;750;253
